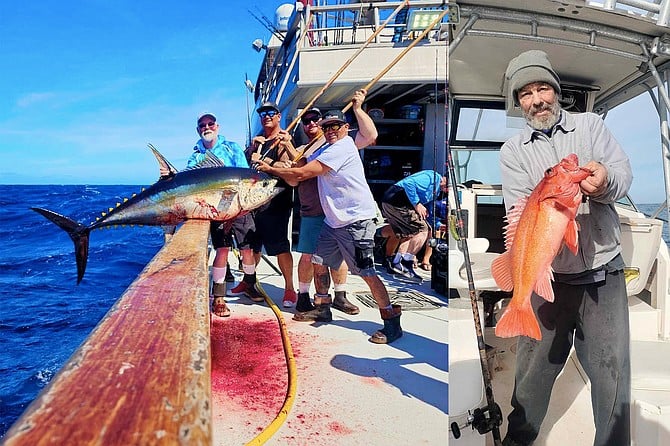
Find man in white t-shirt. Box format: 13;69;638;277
256;110;402;344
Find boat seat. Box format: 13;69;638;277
619;215;663;296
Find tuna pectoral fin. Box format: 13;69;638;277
491;252;514;291
495;301;542;340
31;207;90;284
563;219;579;255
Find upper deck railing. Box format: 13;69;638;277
255;0;448;106
598;0;670;27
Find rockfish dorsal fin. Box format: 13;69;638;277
502;196;527;251
148;143;178;180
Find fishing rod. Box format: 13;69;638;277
248;7;284;42
245;73;253;148
257;1;410;163
291;5;449;163
446;143;503;444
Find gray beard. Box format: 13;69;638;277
523;101;561;130
201;132;217;144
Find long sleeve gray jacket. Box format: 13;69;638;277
500;111;633;274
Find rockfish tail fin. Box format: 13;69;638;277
495;301;542;340
31;207;91;285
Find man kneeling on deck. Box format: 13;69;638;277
255;109;402;344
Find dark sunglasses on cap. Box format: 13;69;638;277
198;121;217;130
301;115;321;125
259;110;278;119
321;122;345;131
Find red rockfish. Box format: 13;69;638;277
491;153;592;340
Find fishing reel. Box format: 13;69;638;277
450;402;503;439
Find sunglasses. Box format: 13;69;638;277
198;121;217;130
259;110;278;119
321;123;345;132
301;115;321;125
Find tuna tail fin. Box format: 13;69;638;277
495;301;542;340
31;207;91;284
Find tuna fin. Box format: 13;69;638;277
534;268;555;302
495;300;542;340
185;150;225;171
31;207;91;284
563;219;579;255
148;143;178;179
491;252;514;291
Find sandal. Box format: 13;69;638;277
419;262;431;271
212;296;231;317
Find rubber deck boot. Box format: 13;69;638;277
294;294;332;322
295;292;315;312
332;291;360;315
369;305;402;344
293;304;332;322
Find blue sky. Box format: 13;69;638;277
604;93;666;205
0;0;289;186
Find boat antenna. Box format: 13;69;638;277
248;7;284;42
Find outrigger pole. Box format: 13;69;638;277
446;143;503;444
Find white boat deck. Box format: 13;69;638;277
211;250;448;445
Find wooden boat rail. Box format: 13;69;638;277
2;221;212;446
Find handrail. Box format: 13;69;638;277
2;221;212;446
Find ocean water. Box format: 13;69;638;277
0;185;164;437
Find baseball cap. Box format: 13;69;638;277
318;110;347;126
302;107;321;118
197;112;216;124
257;101;280;114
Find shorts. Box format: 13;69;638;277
250;205;291;256
381;201;429;238
210;213;255;250
313;219;377;277
296;215;325;254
